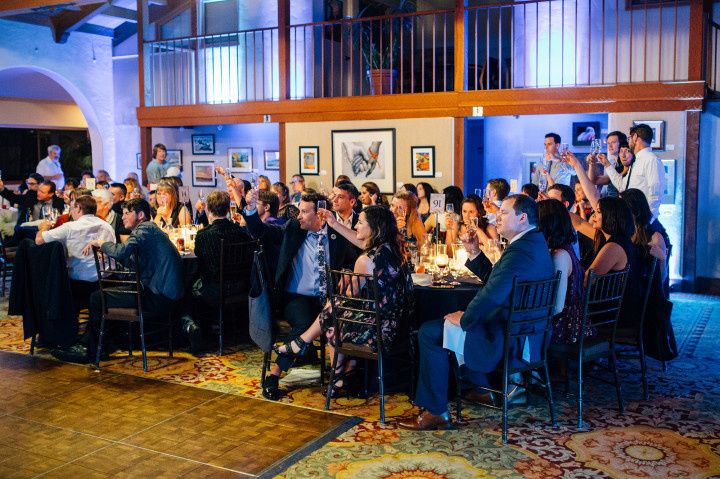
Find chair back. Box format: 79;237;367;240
92;246;143;319
581;266;630;339
504;272;561;368
219;239;258;302
637;256;658;337
327;267;381;358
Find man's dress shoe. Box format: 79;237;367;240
397;410;454;431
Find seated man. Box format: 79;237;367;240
257;190;281;225
51;199;183;363
0;178;65;231
180;191;253;354
399;194;555;430
35;195;116;315
92;188;130;241
109;182;127;216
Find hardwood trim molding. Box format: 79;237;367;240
682;110;700;292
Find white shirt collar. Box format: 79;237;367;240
508;226;534;245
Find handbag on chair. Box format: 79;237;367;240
248;248;273;353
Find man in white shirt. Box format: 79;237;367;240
35;195;116;313
533;133;575;187
602;123;665;221
587;131;626;197
331;182;359;228
36;145;65;191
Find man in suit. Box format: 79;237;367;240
331;182;360;229
399;194;555;430
0;179;65;241
242;188;358;400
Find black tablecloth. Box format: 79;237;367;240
412;278;481;323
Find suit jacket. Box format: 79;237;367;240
0;189;65;227
461;228;555;372
243;210;358;296
195;218;253;291
334;210;359;229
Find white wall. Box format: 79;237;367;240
0;20;115;173
113;57;141;180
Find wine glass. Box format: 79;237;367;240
434;244;449;283
449;243;466;286
468;217;479;232
559;143;570;161
198;189;205;202
317;199;327;211
229;201;238;219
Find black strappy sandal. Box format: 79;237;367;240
272;337;310;358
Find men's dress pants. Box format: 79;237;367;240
83;286;175;358
414;319;490;416
275;293;322;372
70;280;99;318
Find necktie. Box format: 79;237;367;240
315;231;328;305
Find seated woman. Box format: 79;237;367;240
445;195;497;254
153;181;191;228
424;186;463;235
269;206;414;396
416;182;435;222
359;181;388;208
391;190;426;246
537;199;587;344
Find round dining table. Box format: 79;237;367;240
412;274;482;323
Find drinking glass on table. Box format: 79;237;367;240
434;244;449;283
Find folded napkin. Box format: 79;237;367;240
443;319;467;366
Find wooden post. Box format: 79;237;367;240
682;110;700;292
454;0;466;92
278;0;291;100
140;127;153;185
279;122;287;182
688;0;711;81
454;117;464;187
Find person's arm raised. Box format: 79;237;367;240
566;152;600;211
320;208;364;249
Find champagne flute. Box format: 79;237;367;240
229;201;238;219
317;199;327;211
198;189;205;202
559;143;570;161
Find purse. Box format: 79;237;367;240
248;248;273;353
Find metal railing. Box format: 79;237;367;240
466;0;690;90
288;9;455;99
145;27;279;106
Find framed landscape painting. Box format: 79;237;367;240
165;149;183;171
299;146;319;175
331;129;396;193
191;161;216;187
411;146;435;177
192;134;215;155
228;147;252;172
264;150;280;170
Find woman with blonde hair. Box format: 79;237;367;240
391;190;425;246
123;177;144;200
153;181;191;228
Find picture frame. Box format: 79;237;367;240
228;147;253;172
299;146;320;175
191;161;217;187
136;153;142;170
191;134;215;155
661;159;676;204
331;128;396;194
633;120;666;150
410;146;435;177
571;121;601;147
165;149;183;171
264;150;280;170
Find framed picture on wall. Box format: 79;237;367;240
633;120;666;150
571;122;601;147
264;150;280;170
331;128;396;193
410;146;435;177
299;146;319;175
166;149;183;171
191;161;216;187
136;153;142;169
228;147;253;172
191;134;215;155
661;159;676;204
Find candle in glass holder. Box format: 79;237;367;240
454;246;469;267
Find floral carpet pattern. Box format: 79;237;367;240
1;292;719;478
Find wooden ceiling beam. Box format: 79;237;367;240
49;1;110;43
104;5;136;22
0;0;99;17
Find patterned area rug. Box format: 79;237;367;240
1;292;719;479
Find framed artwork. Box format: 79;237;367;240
661;159;676;204
572;122;601;147
633;120;666;150
191;134;215;155
264;150;280;170
228;147;253;172
136;153;142;169
165;149;183;171
299;146;319;175
331;128;396;194
191;161;216;187
411;146;435;177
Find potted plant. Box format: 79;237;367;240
358;0;416;95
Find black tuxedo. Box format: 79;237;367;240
0;188;65;228
414;228;555;415
334;210;359;230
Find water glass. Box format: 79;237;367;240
317;199;327;211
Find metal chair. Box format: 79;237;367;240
454;273;561;445
92;247;173;372
550;266;630;429
216;239;258;355
0;236;15;297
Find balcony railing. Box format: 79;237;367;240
143;1;694;107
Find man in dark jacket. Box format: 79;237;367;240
51;198;183;363
242;188;358;400
399;194;555;430
0;178;65;231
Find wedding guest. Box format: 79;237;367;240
258;175;271;191
445;196;497;252
424;186;463;235
289;174;305;205
521;183;539;200
416;182;435;222
273;181;299;222
146;143;169;185
391;190;426;246
257;190;281;224
153;182;191;228
359;181;387;208
36;145;65;190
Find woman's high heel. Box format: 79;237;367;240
273;337;309;358
326;369;357;399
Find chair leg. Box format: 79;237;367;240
502;367;509;446
662;360;667;373
325;348;340;411
218;305;224;356
128;323;133;356
139;316;148;373
610;348;624;415
29;335;36;356
452;355;462;423
261;351;269;384
319;335;326;387
377;352;385;424
543;362;557;428
577;357;584;429
168;313;174;358
96;316;107;370
409;331;417;400
639;344;648;401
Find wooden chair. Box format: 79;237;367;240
92;247;173;372
454;273;561;445
550;266;630;429
0;237;15;297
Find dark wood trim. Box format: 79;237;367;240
104;6;137;22
687;0;710;81
136;82;705;127
278;0;290;100
682;110;700;292
279;122;286;182
696;277;720;296
137;0;145;108
453;117;464;187
49;2;110;43
140;126;153;185
454;0;466;92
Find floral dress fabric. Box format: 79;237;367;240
320;243;414;353
551;243;590;344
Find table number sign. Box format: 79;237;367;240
430;193;445;213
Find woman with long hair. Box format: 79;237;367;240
153;181;191;228
416;182;435;222
268;206;414;396
424;185;463;235
391;190;426;246
272;181;299;223
537;199;588;344
445;195;497;252
359;181;388;208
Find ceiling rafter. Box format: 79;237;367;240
49;1;111;43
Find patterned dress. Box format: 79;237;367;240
320;243;414;353
551;244;590;344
